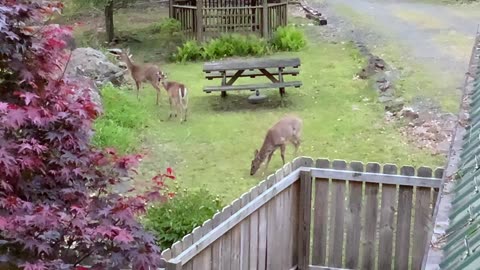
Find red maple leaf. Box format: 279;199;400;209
20;262;46;270
0;102;7;113
4;108;26;128
20;92;39;105
113;229;134;244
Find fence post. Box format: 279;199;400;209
297;170;312;270
166;261;181;270
169;0;173;17
196;0;203;41
262;0;268;38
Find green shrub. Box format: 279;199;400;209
174;40;203;62
271;25;306;51
150;18;182;35
144;188;223;249
92;84;151;153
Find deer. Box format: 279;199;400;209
250;115;303;176
115;48;163;105
158;71;188;123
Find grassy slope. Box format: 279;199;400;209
67;5;444;202
94;43;443;203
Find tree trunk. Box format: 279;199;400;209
105;0;114;43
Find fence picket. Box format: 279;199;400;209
192;220;212;270
221;205;233;270
240;193;251;270
377;164;398;270
182;234;194;270
345;161;364;269
361;163;380;270
249;186;260;270
231;199;242;270
312;159;330;266
412;167;434;270
258;180;268;270
328;160;347;267
394;166;415;270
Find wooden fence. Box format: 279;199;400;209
169;0;287;40
160;157;443;270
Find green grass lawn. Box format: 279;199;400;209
93;40;444;203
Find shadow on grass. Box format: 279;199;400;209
198;92;296;112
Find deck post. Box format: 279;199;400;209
196;0;203;41
262;0;268;38
169;0;173;17
298;170;312;270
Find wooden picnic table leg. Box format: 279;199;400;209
278;67;285;96
221;71;227;98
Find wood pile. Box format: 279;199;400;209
290;0;327;25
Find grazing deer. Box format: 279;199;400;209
158;71;188;123
250;116;303;176
116;48;163;105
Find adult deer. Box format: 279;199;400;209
158;71;188;123
116;48;163;105
250;115;303;176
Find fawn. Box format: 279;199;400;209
250;115;303;176
116;48;163;105
158;71;188;123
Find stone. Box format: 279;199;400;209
378;95;395;103
385;98;405;113
400;107;419;120
65;47;127;88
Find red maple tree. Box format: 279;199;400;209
0;1;172;268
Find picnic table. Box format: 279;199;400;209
203;57;302;97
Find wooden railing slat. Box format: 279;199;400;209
377;164;398;270
329;160;347;267
361;163;380;270
345;161;363;269
312;159;330;265
394;166;415;270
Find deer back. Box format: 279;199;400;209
267;116;303;145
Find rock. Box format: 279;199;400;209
65;47;127;88
65;75;103;112
378;95;395;103
378;80;391;92
385;98;405;113
400;107;419;120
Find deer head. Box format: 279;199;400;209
250;149;263;176
117;48;132;63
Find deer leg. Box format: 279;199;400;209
263;151;275;176
168;98;173;119
280;144;286;165
135;81;141;100
153;84;161;105
292;138;301;156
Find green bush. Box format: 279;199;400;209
174;40;203;62
271;25;306;51
144;188;223;249
92;84;151;153
150;18;182;35
174;34;271;62
172;27;306;62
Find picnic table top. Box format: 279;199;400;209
203;57;301;72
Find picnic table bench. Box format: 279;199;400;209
203;58;302;97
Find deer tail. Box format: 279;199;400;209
179;86;188;108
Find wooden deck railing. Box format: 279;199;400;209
160;157;443;270
170;1;288;40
